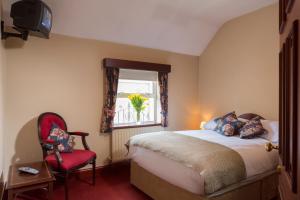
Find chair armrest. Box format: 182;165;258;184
68;132;90;150
68;132;89;137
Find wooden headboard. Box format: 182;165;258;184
238;113;265;120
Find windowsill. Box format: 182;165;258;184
113;123;162;130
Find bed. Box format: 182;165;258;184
128;113;279;200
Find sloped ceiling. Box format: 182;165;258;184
3;0;277;55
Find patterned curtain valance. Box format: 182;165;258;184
103;58;171;73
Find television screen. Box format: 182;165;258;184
41;7;52;31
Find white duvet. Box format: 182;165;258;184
129;130;279;195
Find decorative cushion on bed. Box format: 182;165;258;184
237;118;249;123
215;112;245;136
240;117;268;139
203;117;218;130
47;123;75;153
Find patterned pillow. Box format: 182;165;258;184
214;117;224;133
46;123;75;153
240;118;268;139
215;112;245;136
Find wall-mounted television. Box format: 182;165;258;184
10;0;52;39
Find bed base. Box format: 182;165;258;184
131;161;278;200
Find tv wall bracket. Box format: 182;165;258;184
1;21;29;40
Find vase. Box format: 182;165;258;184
136;112;141;125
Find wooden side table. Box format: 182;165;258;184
6;161;55;200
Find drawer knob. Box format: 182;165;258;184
277;165;283;173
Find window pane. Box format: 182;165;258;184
117;79;153;94
114;78;161;126
114;97;155;125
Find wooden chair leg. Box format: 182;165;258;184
64;172;69;200
92;159;96;185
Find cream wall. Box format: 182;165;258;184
198;4;279;121
0;42;5;176
0;1;6;176
3;34;199;174
0;45;4;176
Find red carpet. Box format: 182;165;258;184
15;162;152;200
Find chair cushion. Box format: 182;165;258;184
45;149;96;170
46;123;74;153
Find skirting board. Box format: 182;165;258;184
130;160;279;200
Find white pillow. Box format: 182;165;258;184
260;120;279;143
203;118;218;130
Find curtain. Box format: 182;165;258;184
100;67;119;133
158;72;168;127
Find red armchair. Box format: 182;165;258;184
38;112;96;200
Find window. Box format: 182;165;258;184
114;69;161;127
100;58;170;133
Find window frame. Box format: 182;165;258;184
103;58;171;130
113;78;161;128
113;122;162;130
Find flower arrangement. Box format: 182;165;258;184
128;94;148;122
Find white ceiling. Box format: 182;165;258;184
3;0;277;55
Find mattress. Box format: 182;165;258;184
128;130;279;195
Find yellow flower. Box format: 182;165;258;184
128;94;149;121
